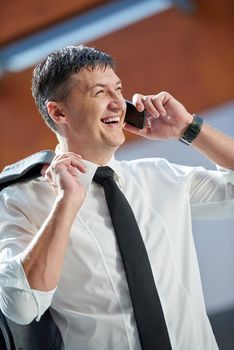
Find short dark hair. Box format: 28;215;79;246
32;45;115;132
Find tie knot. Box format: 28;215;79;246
93;166;114;185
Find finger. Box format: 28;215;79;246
133;93;163;117
151;92;170;116
67;166;87;182
143;96;160;117
54;157;87;173
132;93;145;111
53;152;83;163
124;123;148;136
43;170;54;189
61;151;82;158
40;164;49;177
146;115;156;128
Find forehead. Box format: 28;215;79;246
71;66;121;91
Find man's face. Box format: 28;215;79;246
61;66;126;159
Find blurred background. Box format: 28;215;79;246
0;0;233;348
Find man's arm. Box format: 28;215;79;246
124;92;234;169
21;152;87;291
192;123;234;169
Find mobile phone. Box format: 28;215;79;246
125;100;146;129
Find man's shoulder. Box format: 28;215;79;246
116;156;199;180
0;150;55;191
117;157;172;172
0;151;56;217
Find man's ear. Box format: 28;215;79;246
47;101;67;125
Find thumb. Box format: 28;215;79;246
40;164;50;177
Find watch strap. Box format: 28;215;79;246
179;115;204;146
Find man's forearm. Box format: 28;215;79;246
127;92;234;170
192;123;234;169
21;193;79;291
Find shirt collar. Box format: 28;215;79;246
55;145;123;191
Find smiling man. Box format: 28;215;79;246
0;45;234;350
46;65;126;164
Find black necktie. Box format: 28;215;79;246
93;166;172;350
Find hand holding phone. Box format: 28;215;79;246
124;100;146;129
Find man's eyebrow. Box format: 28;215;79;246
89;80;122;90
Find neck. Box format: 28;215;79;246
58;137;117;165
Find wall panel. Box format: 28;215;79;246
0;3;233;169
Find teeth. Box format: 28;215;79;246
102;117;120;124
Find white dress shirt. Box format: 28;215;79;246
0;155;234;350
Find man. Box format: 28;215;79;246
0;45;233;350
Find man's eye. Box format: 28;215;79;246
95;90;104;96
117;87;123;95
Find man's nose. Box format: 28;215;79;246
109;95;126;111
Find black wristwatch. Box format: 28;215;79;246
179;115;204;146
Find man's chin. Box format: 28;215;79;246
110;137;125;149
103;133;125;149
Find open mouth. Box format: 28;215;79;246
101;117;121;126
